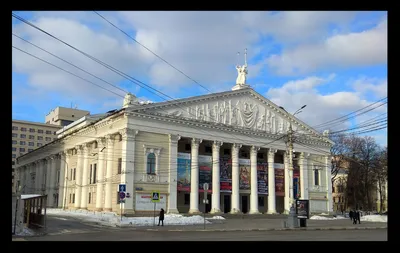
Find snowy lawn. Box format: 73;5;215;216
46;209;224;227
13;227;36;236
310;214;387;222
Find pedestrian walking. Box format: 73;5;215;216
349;210;353;221
356;210;361;224
157;208;164;226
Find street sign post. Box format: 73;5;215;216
151;191;160;226
203;183;209;229
118;184;126;221
119;184;126;192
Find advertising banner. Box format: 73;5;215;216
293;169;300;199
257;162;268;195
177;153;191;192
296;199;310;219
239;159;250;190
135;193;167;211
220;157;232;192
275;168;285;196
198;155;212;193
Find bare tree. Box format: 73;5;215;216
330;134;350;185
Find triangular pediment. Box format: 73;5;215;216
130;88;327;140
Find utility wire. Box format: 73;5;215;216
93;11;212;94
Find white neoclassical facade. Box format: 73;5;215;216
16;86;334;215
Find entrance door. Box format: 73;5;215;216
242;196;248;213
224;195;231;213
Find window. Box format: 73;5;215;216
38;129;43;134
117;158;122;174
54;132;56;135
28;149;33;152
70;169;73;181
45;137;51;141
20;148;25;152
12;147;16;151
73;168;76;180
29;135;35;139
12;140;17;144
258;196;265;207
88;193;91;204
12;133;17;138
69;194;72;203
12;161;15;165
20;134;26;139
12;154;16;158
57;170;60;183
46;130;52;134
37;143;42;147
20;141;26;145
28;142;34;146
89;164;92;184
184;194;190;205
37;136;43;140
314;169;320;186
29;128;35;133
53;138;57;141
93;164;97;184
21;127;27;132
147;153;156;174
72;193;75;203
12;126;18;130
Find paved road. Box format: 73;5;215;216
24;228;387;241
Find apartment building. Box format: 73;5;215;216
45;107;89;126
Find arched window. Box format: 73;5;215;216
147;153;156;174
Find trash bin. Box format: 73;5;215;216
299;218;307;227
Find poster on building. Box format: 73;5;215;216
239;159;250;190
257;162;268;195
220;157;232;192
293;169;300;199
296;199;310;219
177;153;191;192
135;193;167;211
275;168;285;196
199;155;212;193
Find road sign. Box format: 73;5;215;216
151;191;160;203
119;191;126;200
126;193;131;198
119;184;126;192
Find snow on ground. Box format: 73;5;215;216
15;227;35;236
206;216;225;220
310;214;387;222
361;215;387;223
310;215;347;220
46;209;219;227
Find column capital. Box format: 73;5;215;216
268;148;277;154
232;143;242;149
212;140;223;147
119;128;139;140
250;146;260;153
169;134;181;143
105;134;116;145
96;137;107;148
191;138;202;145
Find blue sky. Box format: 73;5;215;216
12;11;387;146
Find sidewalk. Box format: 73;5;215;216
120;218;387;232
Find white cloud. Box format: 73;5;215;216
352;77;387;98
265;75;387;133
266;18;387;76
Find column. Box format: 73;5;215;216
120;128;138;214
61;152;70;209
267;148;277;214
325;155;333;214
35;162;40;194
189;138;202;214
46;158;53;206
75;146;84;209
284;152;290;214
249;146;260;214
300;153;309;200
231;143;241;214
80;144;90;209
39;160;45;194
167;134;180;214
50;156;58;207
95;138;106;211
211;141;223;214
104;135;115;212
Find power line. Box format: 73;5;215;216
93;11;212;94
12;46;125;98
329;119;387;135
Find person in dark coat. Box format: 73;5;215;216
356;210;361;224
158;208;165;226
349;210;353;221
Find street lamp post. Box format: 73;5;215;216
286;105;306;228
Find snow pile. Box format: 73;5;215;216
46;208;211;227
361;215;387;223
15;227;35;236
206;216;225;220
310;215;347;220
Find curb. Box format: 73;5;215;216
144;227;387;232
